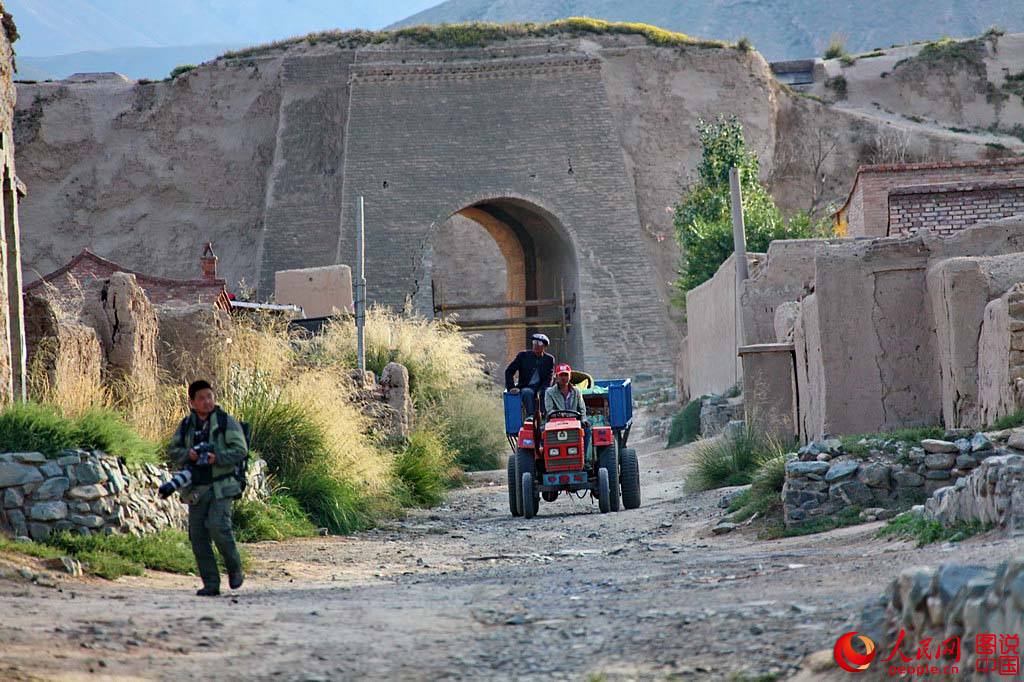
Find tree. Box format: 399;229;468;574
674;115;827;294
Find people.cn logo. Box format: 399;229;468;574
834;631;877;672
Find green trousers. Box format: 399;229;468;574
187;487;242;590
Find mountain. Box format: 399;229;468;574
390;0;1024;61
17;44;244;81
5;0;439;78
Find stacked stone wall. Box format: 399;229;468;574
0;449;269;541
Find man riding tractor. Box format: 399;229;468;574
545;363;590;456
504;333;554;420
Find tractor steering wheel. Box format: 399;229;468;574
547;409;582;420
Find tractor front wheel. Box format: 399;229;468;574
522;471;536;519
597;468;611;513
620;447;641;510
542;491;558;502
507;455;522;517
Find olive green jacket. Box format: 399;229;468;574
167;407;248;501
544;385;587;420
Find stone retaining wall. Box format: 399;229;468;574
854;558;1024;681
783;435;999;527
926;454;1024;530
0;449;268;541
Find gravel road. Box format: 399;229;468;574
1;434;1021;681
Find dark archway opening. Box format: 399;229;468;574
429;198;581;375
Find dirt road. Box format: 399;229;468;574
2;434;1022;681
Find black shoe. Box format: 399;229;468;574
229;570;244;590
196;586;220;597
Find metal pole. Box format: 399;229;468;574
356;195;366;374
730;167;748;385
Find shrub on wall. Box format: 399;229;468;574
673;115;830;295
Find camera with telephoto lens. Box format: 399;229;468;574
158;442;215;499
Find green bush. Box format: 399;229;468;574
287;465;375;534
233;396;327;478
667;397;704;447
0;403;157;464
729;453;786;521
71;409;158;466
824;35;846;59
395;429;455;507
988;411;1024;430
169;64;197;79
877;514;989;547
47;530;202;576
673;115;827;294
685;423;784;491
439;388;506;471
233;493;317;542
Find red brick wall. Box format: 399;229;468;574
846;160;1024;237
889;185;1024;236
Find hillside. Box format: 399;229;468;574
391;0;1024;60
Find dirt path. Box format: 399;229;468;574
2;435;1022;681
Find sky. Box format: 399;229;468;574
8;1;441;57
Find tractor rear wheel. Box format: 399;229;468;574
521;472;536;518
507;455;522;517
597;445;620;512
515;448;535;517
597;468;611;513
620;447;641;510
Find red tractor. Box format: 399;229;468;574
504;374;640;518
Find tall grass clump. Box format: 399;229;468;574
685;423;785;491
438;387;506;471
667;397;704;447
233;493;317;542
824;34;847;60
727;453;786;521
394;429;455;507
0;403;157;465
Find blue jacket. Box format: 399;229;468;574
504;350;555;392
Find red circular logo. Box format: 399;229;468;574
834;631;877;672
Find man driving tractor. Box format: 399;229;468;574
545;363;590;456
505;333;554;417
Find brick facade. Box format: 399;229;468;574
25;249;230;310
889;181;1024;236
836;158;1024;238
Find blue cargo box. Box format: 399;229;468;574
504;392;523;435
595;379;633;429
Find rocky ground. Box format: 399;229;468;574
1;433;1022;681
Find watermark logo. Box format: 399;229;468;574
834;631;877;672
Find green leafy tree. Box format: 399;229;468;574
674;115;823;294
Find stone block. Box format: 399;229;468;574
56;453;82;466
893;471;925;487
922;439;959;454
12;453;46;464
1008;429;1024;451
2;487;23;508
956;454;978;469
971;433;993;453
825;460;859;482
4;508;26;536
74;462;106;486
786;461;830;476
830;480;875;507
858;463;891;488
32;476;70;500
39;462;63;478
71;502;91;513
925;453;956;469
0;462;43;488
29;501;67;521
926;470;952;480
28;522;51;541
66;484;107;501
70;514;104;529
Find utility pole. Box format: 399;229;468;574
730;167;748;384
356;195;366;374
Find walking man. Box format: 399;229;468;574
168;379;248;597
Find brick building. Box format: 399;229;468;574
833;158;1024;238
25;244;231;310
